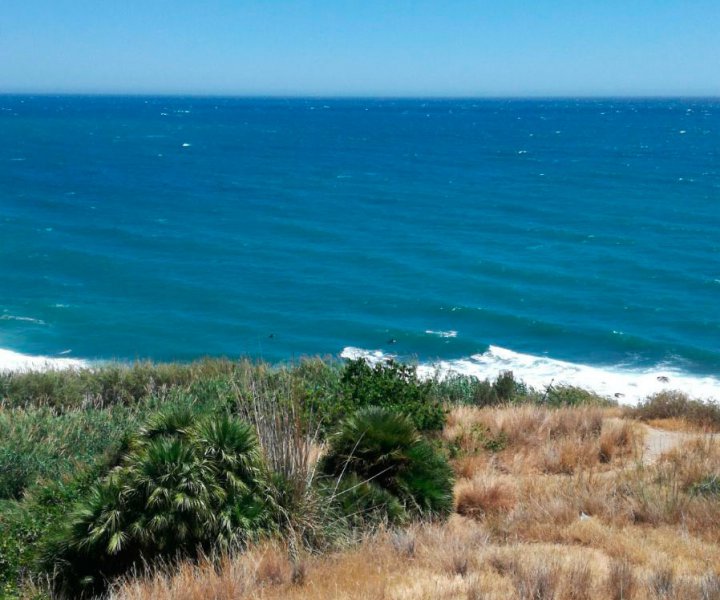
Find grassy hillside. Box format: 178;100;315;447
1;358;718;599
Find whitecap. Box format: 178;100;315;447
425;330;458;338
341;347;390;362
182;143;191;148
1;315;46;325
340;345;720;405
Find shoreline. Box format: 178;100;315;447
0;347;88;372
342;345;720;405
2;344;719;406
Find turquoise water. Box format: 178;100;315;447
1;96;718;396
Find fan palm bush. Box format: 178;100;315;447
320;407;454;524
44;408;271;598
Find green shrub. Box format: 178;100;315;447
0;406;138;500
430;373;485;405
313;359;445;432
630;391;720;430
492;370;520;402
0;464;106;598
543;384;614;407
320;407;454;523
43;409;271;598
431;371;529;407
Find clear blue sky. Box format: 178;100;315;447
2;0;719;96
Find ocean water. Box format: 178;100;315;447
1;96;719;401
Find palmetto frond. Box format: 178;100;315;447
320;406;454;521
193;414;262;483
138;405;196;441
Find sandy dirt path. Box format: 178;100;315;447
642;425;719;464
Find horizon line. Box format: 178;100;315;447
2;92;719;101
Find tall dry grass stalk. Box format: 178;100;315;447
233;372;341;558
235;370;322;487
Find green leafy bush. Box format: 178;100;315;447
44;409;271;598
432;370;528;407
320;407;454;523
313;359;445;432
543;384;614;407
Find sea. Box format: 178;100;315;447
1;96;719;403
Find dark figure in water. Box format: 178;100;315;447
657;375;669;383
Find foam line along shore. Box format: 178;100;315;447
0;347;88;372
342;345;720;405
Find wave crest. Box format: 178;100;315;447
0;348;87;372
341;345;720;405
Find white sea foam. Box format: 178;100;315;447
424;330;458;338
0;347;87;372
341;345;720;405
1;315;46;325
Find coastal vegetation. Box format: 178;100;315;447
0;358;718;599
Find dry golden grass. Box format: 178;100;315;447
110;523;720;600
455;474;517;519
445;405;642;476
110;406;720;600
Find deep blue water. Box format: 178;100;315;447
1;96;719;379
